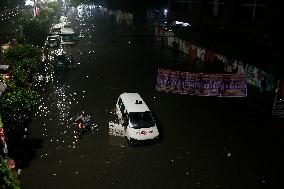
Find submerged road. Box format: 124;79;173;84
20;5;281;189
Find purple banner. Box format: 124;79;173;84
156;69;247;97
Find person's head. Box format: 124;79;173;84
82;111;87;116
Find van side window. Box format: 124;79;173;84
120;103;125;114
118;98;126;115
117;98;122;107
122;113;129;126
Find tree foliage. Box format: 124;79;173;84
4;44;41;87
16;2;57;46
0;0;23;10
4;44;41;66
0;156;20;189
0;84;40;132
1;45;41;134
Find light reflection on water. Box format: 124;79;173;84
29;4;125;178
34;82;85;152
33;42;88;156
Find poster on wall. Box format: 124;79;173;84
222;74;247;97
169;71;180;93
199;74;221;96
179;72;201;95
244;64;275;92
156;69;172;92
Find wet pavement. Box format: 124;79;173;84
19;5;282;189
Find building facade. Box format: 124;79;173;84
168;0;283;36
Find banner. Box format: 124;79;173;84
156;69;247;97
156;69;171;92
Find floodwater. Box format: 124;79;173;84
19;5;281;189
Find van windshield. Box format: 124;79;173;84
0;66;9;74
129;111;155;128
62;35;74;42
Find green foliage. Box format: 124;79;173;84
1;44;41;132
10;65;29;87
0;85;40;131
4;45;41;67
0;156;20;189
46;1;58;10
22;18;49;45
15;2;57;46
70;0;84;6
0;0;19;10
3;45;41;87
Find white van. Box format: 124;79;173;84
116;93;159;145
60;28;78;46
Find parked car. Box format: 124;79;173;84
60;28;78;46
46;35;60;48
53;54;76;72
50;24;61;35
0;65;11;81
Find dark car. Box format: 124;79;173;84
53;54;76;72
46;35;60;48
0;65;11;81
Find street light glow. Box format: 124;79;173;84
164;9;167;15
25;0;34;6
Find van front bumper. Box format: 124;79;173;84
128;136;160;146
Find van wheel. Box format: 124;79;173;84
128;138;137;146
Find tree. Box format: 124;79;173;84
0;0;22;10
3;45;41;87
14;1;57;46
0;84;40;134
4;44;41;65
0;156;20;189
1;44;41;133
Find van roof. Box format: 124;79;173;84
120;93;150;113
61;27;75;34
0;65;9;70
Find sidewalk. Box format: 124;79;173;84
153;37;225;74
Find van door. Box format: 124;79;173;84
122;112;129;139
116;97;123;121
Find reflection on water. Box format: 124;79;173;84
31;4;103;157
34;81;87;152
27;4;130;179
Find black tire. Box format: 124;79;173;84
128;138;137;146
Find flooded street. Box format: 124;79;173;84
20;5;281;189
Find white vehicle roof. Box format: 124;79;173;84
61;27;75;34
60;16;69;22
62;21;71;27
119;93;150;113
52;23;62;29
48;35;60;38
0;65;9;70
